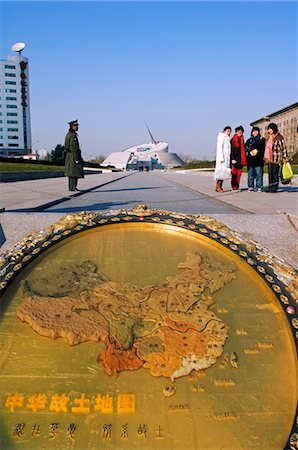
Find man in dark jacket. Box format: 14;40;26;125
64;119;84;191
245;126;266;192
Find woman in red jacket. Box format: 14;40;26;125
230;126;247;191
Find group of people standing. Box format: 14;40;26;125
63;118;290;194
214;123;289;193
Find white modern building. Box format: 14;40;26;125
0;51;32;156
102;127;184;170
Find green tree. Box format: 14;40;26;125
50;144;65;164
177;152;193;164
88;155;106;164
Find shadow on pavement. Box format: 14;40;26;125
276;185;298;192
96;186;172;193
30;201;142;214
0;223;6;246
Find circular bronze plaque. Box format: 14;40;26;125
0;209;297;449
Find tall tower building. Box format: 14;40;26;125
0;46;32;156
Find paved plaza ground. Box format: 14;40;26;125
0;171;298;449
0;169;297;268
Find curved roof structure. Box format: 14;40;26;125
101;125;184;170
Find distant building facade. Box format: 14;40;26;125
0;54;32;156
102;141;184;170
102;128;184;170
250;102;298;155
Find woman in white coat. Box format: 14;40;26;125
214;126;232;192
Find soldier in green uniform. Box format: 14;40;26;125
64;119;84;191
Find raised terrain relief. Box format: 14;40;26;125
17;253;236;381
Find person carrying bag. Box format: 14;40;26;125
280;162;293;185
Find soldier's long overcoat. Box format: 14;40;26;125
64;131;84;178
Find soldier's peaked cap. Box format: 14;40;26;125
68;119;79;125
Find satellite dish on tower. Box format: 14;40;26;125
11;42;26;54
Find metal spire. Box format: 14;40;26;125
144;121;157;144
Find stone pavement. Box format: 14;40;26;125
0;171;131;211
0;170;297;269
158;170;298;215
157;170;298;268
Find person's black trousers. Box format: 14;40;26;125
68;177;78;191
268;163;280;192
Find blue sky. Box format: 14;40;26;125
0;1;297;159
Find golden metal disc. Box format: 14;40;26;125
0;208;297;449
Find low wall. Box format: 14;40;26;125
0;170;102;183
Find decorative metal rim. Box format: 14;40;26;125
0;205;297;448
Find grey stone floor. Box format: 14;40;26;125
0;171;297;268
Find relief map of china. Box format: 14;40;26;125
17;253;237;386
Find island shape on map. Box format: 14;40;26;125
17;253;236;381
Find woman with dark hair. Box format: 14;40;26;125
245;126;265;191
264;123;288;192
230;126;247;191
214;126;232;192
